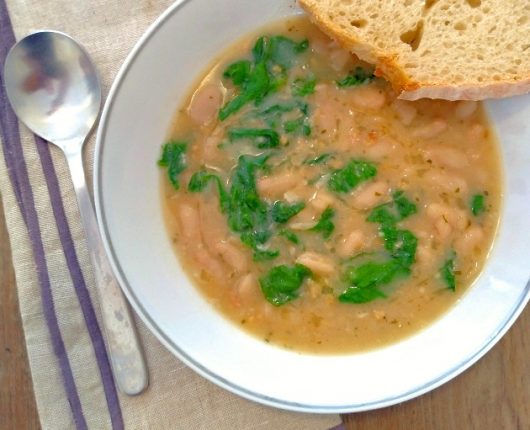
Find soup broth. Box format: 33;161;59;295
159;18;502;353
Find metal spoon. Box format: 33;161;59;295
4;31;148;395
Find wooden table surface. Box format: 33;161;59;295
1;198;529;430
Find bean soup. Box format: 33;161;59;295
158;18;502;353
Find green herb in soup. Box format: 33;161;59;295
327;159;377;193
291;75;316;96
339;259;405;304
336;66;375;88
228;128;280;149
219;35;309;121
158;141;187;189
259;263;312;306
470;193;486;217
271;201;306;224
278;229;300;245
440;253;457;291
309;207;335;239
303;153;334;165
160;18;501;354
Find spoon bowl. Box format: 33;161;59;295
4;31;101;147
4;30;148;395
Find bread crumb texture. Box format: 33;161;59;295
299;0;530;100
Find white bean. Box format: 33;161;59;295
257;172;301;197
199;198;228;251
392;100;417;125
284;191;303;203
427;203;468;230
351;86;386;110
434;218;452;240
178;203;201;242
193;246;226;282
424;171;468;194
424;146;469;169
309;190;336;211
215;241;249;273
313;96;338;134
426;202;445;220
288;207;319;231
455;225;484;255
416;244;436;268
364;136;397;159
455;101;477;119
330;48;351;71
412;119;447;139
188;83;222;125
296;252;335;276
337;230;364;257
352;181;389;209
230;273;258;307
203;135;222;164
311;36;332;55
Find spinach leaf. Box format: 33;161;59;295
257;100;311;136
278;229;300;244
340;190;419;304
368;191;418;268
343;259;404;289
339;260;404;303
157;141;187;190
220;35;309;121
259;101;300;115
309;207;335;239
189;155;283;261
292;76;316;96
271;201;305;224
380;226;418;267
303;153;333;165
327;159;377;193
253;249;280;261
336;67;375;88
188;171;230;212
227;154;269;233
255;36;309;69
219;62;270;120
228;155;281;260
470;193;486;216
252;36;268;63
259;264;311;306
283;116;311;136
228;128;280;149
258;102;298;128
368;190;418;224
223;60;251;86
240;231;279;261
440;253;456;291
339;284;386;304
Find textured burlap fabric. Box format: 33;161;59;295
0;1;342;428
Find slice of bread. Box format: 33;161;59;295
299;0;530;100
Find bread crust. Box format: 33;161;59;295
299;0;530;101
399;80;530;101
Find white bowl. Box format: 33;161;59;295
95;0;530;413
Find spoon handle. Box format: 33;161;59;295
64;143;148;396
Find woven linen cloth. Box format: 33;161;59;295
0;1;343;429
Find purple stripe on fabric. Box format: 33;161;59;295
0;2;88;429
36;137;124;430
0;0;25;223
329;422;346;430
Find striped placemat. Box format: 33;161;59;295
0;0;343;428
